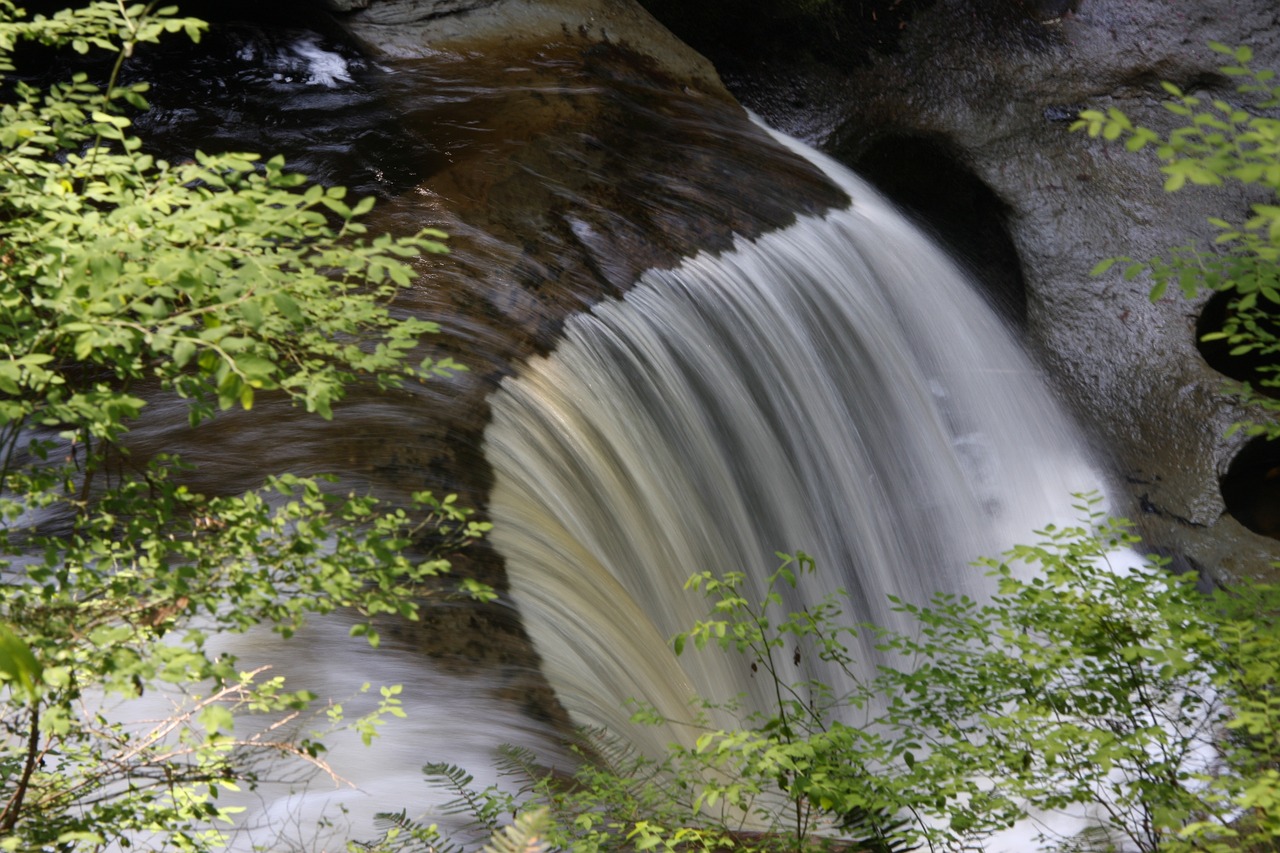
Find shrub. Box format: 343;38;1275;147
0;3;489;849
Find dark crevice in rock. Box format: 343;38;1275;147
348;0;501;24
1137;491;1208;530
844;133;1028;329
1222;436;1280;540
1197;290;1280;399
1108;70;1234;101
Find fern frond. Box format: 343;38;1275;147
421;762;480;803
482;808;551;853
494;743;548;796
421;761;516;834
367;808;463;853
574;726;642;777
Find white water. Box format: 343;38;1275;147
484;129;1103;761
80;616;573;853
95;124;1112;851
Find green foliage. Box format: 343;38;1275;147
482;808;552;853
382;495;1280;852
420;759;520;839
1073;43;1280;438
0;622;40;701
1066;47;1280;842
0;11;453;429
360;734;737;853
0;2;489;850
673;556;916;853
660;496;1280;852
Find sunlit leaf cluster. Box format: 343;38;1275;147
372;496;1280;853
0;3;487;850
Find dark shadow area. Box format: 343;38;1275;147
1222;436;1280;540
634;0;931;72
848;134;1028;328
1197;290;1280;399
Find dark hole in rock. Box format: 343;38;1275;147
849;134;1028;329
1197;289;1280;399
1222;435;1280;540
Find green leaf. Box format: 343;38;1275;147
173;338;197;367
241;299;263;329
1090;257;1120;276
236;354;276;386
197;704;235;735
0;623;42;700
272;291;303;322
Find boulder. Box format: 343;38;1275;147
302;0;845;672
332;0;722;93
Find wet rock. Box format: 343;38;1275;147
333;0;724;93
352;0;500;19
1017;0;1082;24
317;5;848;548
275;0;846;712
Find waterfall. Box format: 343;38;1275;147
483;127;1102;757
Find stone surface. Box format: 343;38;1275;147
332;0;724;93
705;0;1280;580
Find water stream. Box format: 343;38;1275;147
485;127;1102;759
83;18;1109;848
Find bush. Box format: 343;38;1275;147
376;497;1278;852
667;498;1280;852
0;3;489;849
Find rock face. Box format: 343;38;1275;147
319;0;843;509
705;0;1280;580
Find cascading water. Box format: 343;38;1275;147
484;126;1105;758
51;15;1123;846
